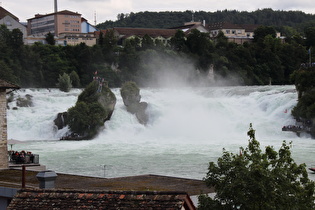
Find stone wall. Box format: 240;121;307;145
0;89;8;169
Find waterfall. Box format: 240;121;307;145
7;86;315;179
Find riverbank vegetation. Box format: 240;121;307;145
198;124;315;209
0;10;315;88
98;9;315;34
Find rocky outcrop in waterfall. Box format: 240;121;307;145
120;81;149;125
54;80;116;140
54;112;68;130
16;94;33;107
284;65;315;138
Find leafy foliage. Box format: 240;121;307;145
69;70;81;88
120;81;140;100
198;124;315;209
45;32;56;45
67;81;108;138
0;16;314;87
57;73;72;92
290;67;315;121
67;101;107;138
96;9;315;34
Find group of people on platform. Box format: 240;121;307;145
282;125;311;132
93;71;107;93
8;150;35;164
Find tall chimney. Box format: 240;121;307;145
54;0;58;13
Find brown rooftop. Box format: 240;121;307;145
0;169;213;195
208;22;259;32
113;27;178;38
0;79;19;89
8;188;196;209
28;10;81;20
0;6;19;21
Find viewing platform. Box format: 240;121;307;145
282;125;311;137
8;150;46;171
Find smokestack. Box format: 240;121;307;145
54;0;58;13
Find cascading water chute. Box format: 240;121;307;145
7;86;315;179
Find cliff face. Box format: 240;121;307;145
54;81;116;140
290;67;315;138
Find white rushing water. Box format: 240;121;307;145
7;86;315;179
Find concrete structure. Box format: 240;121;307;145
27;10;82;36
171;21;209;34
208;22;258;44
96;27;178;46
58;32;97;46
0;6;27;39
0;79;19;169
26;10;98;46
208;22;283;44
36;170;58;189
81;17;97;33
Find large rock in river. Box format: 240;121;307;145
54;81;116;140
120;81;149;125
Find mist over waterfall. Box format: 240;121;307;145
7;86;315;179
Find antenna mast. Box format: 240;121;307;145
94;11;97;26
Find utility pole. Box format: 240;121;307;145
309;47;312;66
94;11;97;26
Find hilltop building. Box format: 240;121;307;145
171;21;209;34
96;27;178;46
1;5;282;47
0;6;27;39
27;10;82;36
25;10;97;46
208;22;282;44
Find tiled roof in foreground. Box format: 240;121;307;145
8;188;196;210
0;79;19;89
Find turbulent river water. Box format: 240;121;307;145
7;86;315;179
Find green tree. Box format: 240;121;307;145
102;29;118;64
70;70;81;88
10;28;24;50
186;29;213;71
198;124;315;210
305;27;315;48
45;32;55;45
67;81;110;138
141;34;155;50
253;26;277;43
170;30;187;52
57;73;72;92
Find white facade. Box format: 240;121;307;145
0;15;27;38
81;20;97;33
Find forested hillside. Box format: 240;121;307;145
97;9;315;35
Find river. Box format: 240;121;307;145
7;86;315;179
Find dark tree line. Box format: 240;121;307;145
0;23;314;88
97;9;315;36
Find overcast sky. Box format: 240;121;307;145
2;0;315;24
